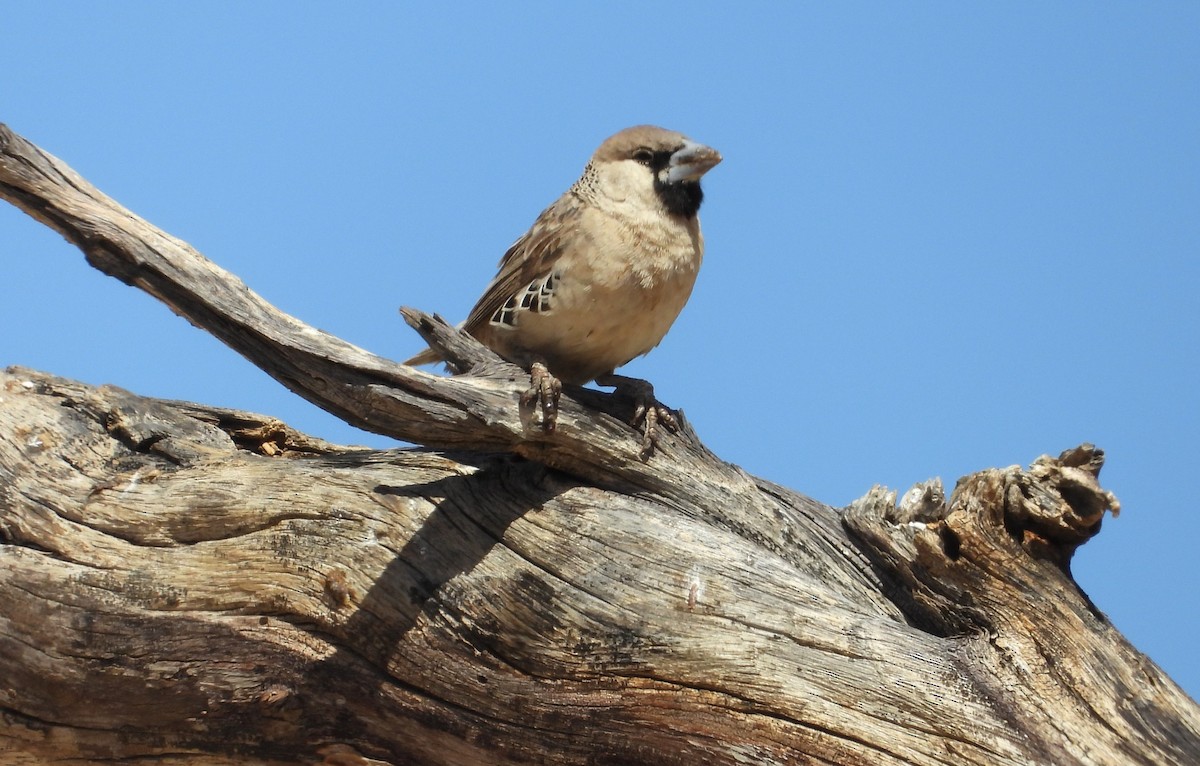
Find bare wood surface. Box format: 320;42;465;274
2;123;1198;765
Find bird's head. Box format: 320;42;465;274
583;125;722;218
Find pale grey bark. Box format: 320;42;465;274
1;123;1197;765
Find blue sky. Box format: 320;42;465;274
3;5;1197;700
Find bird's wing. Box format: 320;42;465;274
462;197;583;334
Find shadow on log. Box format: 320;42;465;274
1;123;1197;765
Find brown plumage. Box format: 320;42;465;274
407;125;721;447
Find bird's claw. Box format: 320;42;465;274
521;362;562;432
632;398;679;459
597;373;677;459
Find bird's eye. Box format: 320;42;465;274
632;148;654;166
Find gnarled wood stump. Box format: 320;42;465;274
1;123;1197;765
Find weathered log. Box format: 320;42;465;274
1;123;1197;765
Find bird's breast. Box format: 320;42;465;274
496;210;703;383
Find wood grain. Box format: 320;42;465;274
2;123;1197;765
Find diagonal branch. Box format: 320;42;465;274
0;122;730;496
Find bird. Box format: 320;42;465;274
406;125;721;455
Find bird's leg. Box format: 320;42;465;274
594;373;678;458
520;361;562;432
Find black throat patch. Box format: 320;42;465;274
654;179;704;218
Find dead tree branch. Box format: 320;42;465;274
1;123;1197;765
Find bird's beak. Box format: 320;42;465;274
665;140;722;184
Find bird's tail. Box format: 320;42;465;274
403;347;443;367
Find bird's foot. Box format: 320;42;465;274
633;399;679;459
596;373;678;458
520;362;562;432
